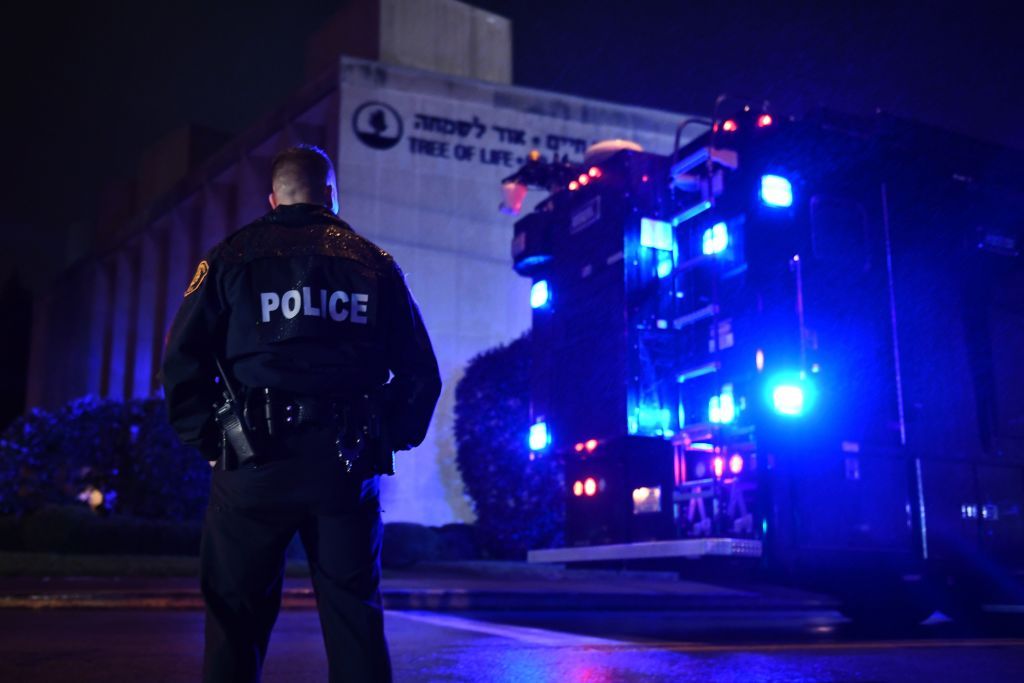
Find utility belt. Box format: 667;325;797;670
214;385;394;477
249;389;347;435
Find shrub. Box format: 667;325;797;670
0;396;210;521
454;333;564;559
0;407;63;514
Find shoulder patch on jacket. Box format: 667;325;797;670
184;260;209;297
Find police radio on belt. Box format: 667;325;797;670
212;356;257;470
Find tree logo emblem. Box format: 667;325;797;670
353;101;404;150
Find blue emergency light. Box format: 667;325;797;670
631;405;673;437
702;222;729;255
760;174;793;208
529;421;550;451
772;385;805;415
709;388;736;424
766;371;816;417
640;218;674;251
531;280;550;309
656;254;674;278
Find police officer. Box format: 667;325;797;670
162;144;441;683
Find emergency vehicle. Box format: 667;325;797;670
503;105;1024;624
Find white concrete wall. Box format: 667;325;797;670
337;57;698;525
379;0;512;84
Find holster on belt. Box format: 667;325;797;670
213;397;257;470
211;357;258;471
216;386;395;476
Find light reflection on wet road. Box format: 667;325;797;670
387;610;1024;683
0;608;1021;682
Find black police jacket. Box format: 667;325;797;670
161;203;442;459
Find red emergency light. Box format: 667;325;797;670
500;181;528;215
713;456;725;479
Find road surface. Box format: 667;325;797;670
1;607;1022;682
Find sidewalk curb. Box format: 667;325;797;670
0;587;839;612
379;589;839;612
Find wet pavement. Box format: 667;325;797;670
0;562;1021;681
1;606;1022;682
0;561;835;612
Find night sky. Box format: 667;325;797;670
5;0;1021;272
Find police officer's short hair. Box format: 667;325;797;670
270;144;336;194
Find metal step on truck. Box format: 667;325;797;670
501;103;1024;625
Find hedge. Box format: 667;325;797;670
454;333;564;559
0;396;210;521
1;363;569;567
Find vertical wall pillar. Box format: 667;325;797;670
237;153;268;226
105;252;136;401
132;236;162;398
121;244;142;399
201;180;235;249
24;289;53;409
96;260;117;398
179;197;204;275
163;214;193;386
149;224;172;396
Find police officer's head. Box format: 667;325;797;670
268;145;340;214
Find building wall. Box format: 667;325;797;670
379;0;512;84
26;86;340;411
336;57;697;524
27;57;701;526
304;0;510;85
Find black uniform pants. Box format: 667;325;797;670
200;427;391;683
